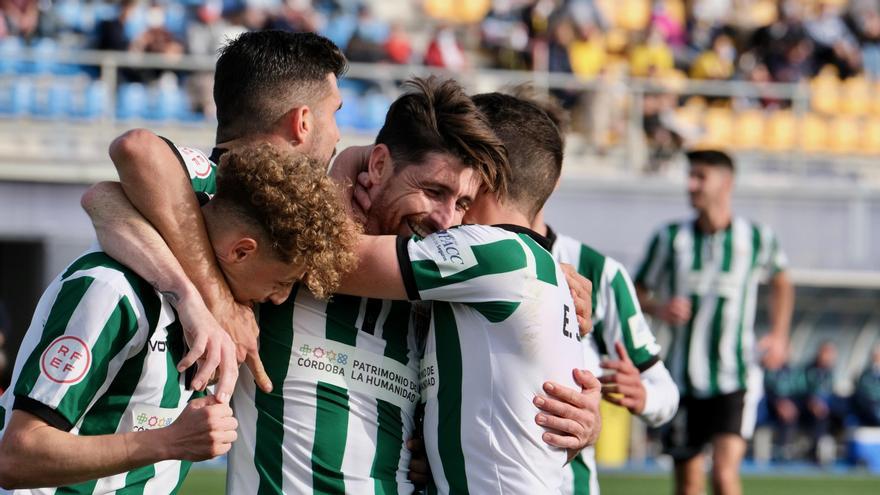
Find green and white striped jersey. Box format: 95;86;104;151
634;217;787;398
548;229;661;375
228;290;421;494
400;224;584;495
0;249;197;494
167;140;422;494
548;228;662;495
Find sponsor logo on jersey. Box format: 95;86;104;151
428;230;478;278
179;146;213;178
40;336;92;384
148;340;167;352
127;403;185;432
292;334;420;410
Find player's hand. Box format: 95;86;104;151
406;437;431;487
659;297;691;326
758;332;787;370
329;145;372;223
163;395;238;461
560;264;592;336
209;295;272;394
599;341;647;415
174;290;238;403
534;369;602;452
353;171;373;214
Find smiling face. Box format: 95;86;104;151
364;151;482;237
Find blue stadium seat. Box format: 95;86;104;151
335;90;361;130
320;13;357;50
10;79;34;116
117;82;147;120
30;79;73;118
164;4;188;39
35;38;61;75
358;92;391;131
82;81;107;119
0;37;23;75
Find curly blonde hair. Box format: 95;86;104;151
215;143;359;299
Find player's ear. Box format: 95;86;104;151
286;106;310;145
367;143;392;186
229;237;258;263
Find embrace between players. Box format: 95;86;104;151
0;31;680;495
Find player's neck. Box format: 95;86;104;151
531;211;549;236
696;204;732;233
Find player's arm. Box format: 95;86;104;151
599;264;679;425
0;397;236;489
0;276;236;488
81;182;237;400
85;128;269;393
337;235;408;299
759;270;794;369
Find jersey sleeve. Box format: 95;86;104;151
13;275;144;431
757;224;787;279
159;136;217;199
633;226;669;291
600;260;662;370
396;225;533;311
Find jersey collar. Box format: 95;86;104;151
492;224;553;251
210;147;228;164
544;224;558;249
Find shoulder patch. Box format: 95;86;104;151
40;336;92;384
178;146;213;179
425;230;479;278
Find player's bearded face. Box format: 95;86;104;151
364;153;480;237
306;75;342;165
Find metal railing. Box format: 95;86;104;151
0;46;870;175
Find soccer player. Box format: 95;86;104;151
84;78;599;493
93;30;349;397
341;92;590;494
0;144;356;493
521;91;679;495
634;149;794;495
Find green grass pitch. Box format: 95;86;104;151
179;469;879;494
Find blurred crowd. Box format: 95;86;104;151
3;0;880;158
761;341;880;464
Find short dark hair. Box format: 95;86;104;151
472;92;564;220
375;76;510;198
685;149;735;171
507;83;569;139
214;31;347;143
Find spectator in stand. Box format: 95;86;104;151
803;341;838;462
0;0;39;39
344;4;389;63
630;26;675;77
764;347;806;460
690;31;736;80
749;1;811;82
853;345;880;426
384;22;412;64
805;0;861;79
854;8;880;79
127;2;185;83
424;24;467;70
